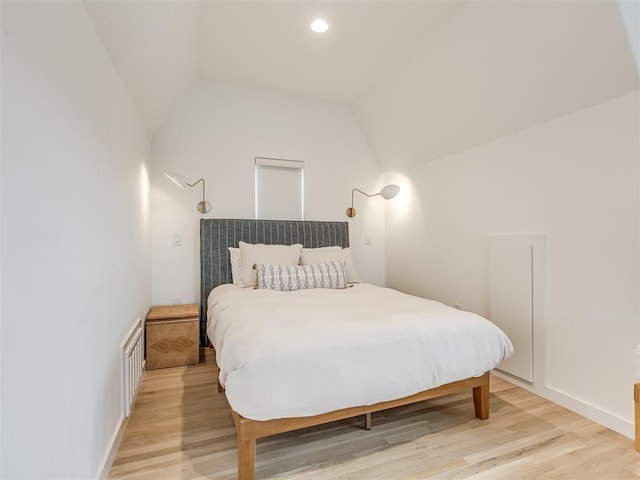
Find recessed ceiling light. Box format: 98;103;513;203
310;18;329;33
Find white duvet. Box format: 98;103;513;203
207;283;513;421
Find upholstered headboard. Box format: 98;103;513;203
199;218;350;345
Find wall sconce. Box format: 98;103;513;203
346;184;400;217
164;172;211;213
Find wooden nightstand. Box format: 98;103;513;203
146;304;199;370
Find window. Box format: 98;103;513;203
255;157;304;220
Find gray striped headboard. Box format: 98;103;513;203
199;219;350;346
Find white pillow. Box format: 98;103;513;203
257;262;347;291
228;247;241;284
230;245;339;285
239;241;303;288
302;246;341;253
300;247;361;283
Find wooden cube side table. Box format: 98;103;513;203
146;304;199;370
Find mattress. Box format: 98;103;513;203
207;283;513;421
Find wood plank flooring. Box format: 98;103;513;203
109;349;640;479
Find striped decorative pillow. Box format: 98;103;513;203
257;261;348;291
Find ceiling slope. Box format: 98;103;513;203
84;0;637;154
84;0;199;136
355;0;640;169
84;0;462;136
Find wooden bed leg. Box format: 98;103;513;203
364;412;372;430
634;383;640;452
473;377;490;420
238;438;256;480
217;376;224;393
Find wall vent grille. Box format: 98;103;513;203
122;319;144;417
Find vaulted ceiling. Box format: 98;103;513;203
85;0;639;165
85;0;462;135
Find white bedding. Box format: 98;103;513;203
207;283;513;421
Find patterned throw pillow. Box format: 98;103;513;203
257;261;348;291
300;247;361;283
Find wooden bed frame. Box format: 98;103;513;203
220;370;490;479
200;219;493;479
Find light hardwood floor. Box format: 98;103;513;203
109;349;640;480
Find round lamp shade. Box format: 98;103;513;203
380;184;400;200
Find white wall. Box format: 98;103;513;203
0;1;4;474
353;0;640;439
384;91;640;437
1;2;150;478
151;81;386;306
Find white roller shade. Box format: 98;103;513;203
255;158;304;220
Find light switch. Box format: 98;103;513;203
365;234;373;245
172;233;182;246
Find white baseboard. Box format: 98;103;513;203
492;370;634;440
96;360;145;479
96;414;129;480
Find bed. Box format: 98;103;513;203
200;219;513;480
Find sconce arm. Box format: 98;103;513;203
187;178;206;203
351;188;380;208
